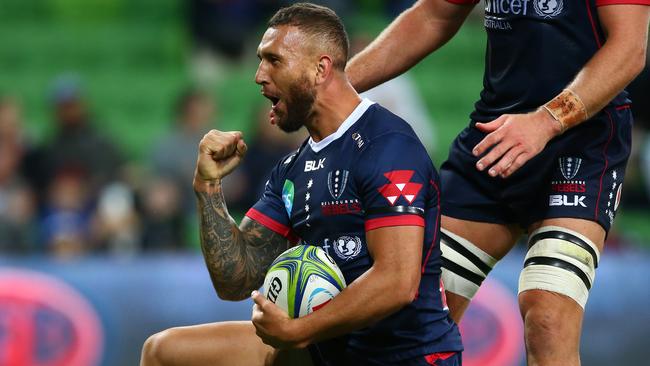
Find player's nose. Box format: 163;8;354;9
254;62;268;86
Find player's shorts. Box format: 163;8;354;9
440;105;633;232
308;338;462;366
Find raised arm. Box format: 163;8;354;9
194;130;292;301
473;5;650;178
346;0;474;93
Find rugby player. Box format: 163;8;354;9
345;0;650;365
141;3;462;365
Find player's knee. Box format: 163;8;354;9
440;229;498;301
141;328;177;366
518;226;600;309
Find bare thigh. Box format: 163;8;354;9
442;215;522;260
141;321;313;366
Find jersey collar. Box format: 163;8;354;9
308;98;374;153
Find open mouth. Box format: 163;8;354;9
262;90;280;107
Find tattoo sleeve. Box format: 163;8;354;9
196;181;291;301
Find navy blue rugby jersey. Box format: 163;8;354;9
246;99;462;361
448;0;650;122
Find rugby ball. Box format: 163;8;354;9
263;245;346;318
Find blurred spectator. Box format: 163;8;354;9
39;167;93;257
352;34;438;156
92;182;141;256
187;0;274;84
23;74;124;209
150;88;215;214
145;88;217;250
187;1;351;85
0;96;37;253
140;178;186;251
226;103;306;213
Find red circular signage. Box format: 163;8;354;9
459;278;524;366
0;269;103;366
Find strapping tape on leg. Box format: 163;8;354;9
518;226;600;309
441;228;498;300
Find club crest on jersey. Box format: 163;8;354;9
534;0;563;18
378;170;422;206
333;235;362;261
282;180;295;216
559;157;582;180
327;170;349;200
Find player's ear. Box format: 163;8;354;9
315;55;333;85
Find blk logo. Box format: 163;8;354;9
305;158;326;172
549;195;587;207
378;170;422;205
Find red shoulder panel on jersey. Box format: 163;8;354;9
596;0;650;5
445;0;480;4
245;208;300;243
365;214;425;232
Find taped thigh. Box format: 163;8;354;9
440;229;498;300
518;226;600;309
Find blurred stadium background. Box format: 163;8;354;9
0;1;648;365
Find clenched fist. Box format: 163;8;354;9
194;130;248;184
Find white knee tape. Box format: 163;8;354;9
441;229;498;300
518;226;600;309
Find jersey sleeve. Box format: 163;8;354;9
596;0;650;5
354;133;434;232
245;158;299;243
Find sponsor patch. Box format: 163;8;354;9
282;179;295;216
534;0;563;18
332;235;362;261
378;170;422;206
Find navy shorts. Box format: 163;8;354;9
308;338;462;366
309;348;462;366
440;105;633;232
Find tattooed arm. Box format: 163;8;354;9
194;130;291;301
195;181;291;301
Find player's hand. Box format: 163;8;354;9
251;290;308;349
472;109;562;178
194;130;248;183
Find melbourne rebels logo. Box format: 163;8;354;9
559;157;582;180
378;170;422;205
0;269;104;366
534;0;563;18
333;235;362;261
328;170;349;200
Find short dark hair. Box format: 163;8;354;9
268;2;349;70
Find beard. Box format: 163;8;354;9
276;75;316;133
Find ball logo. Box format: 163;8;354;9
333;235;362;261
0;269;103;366
534;0;563;18
267;277;283;303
